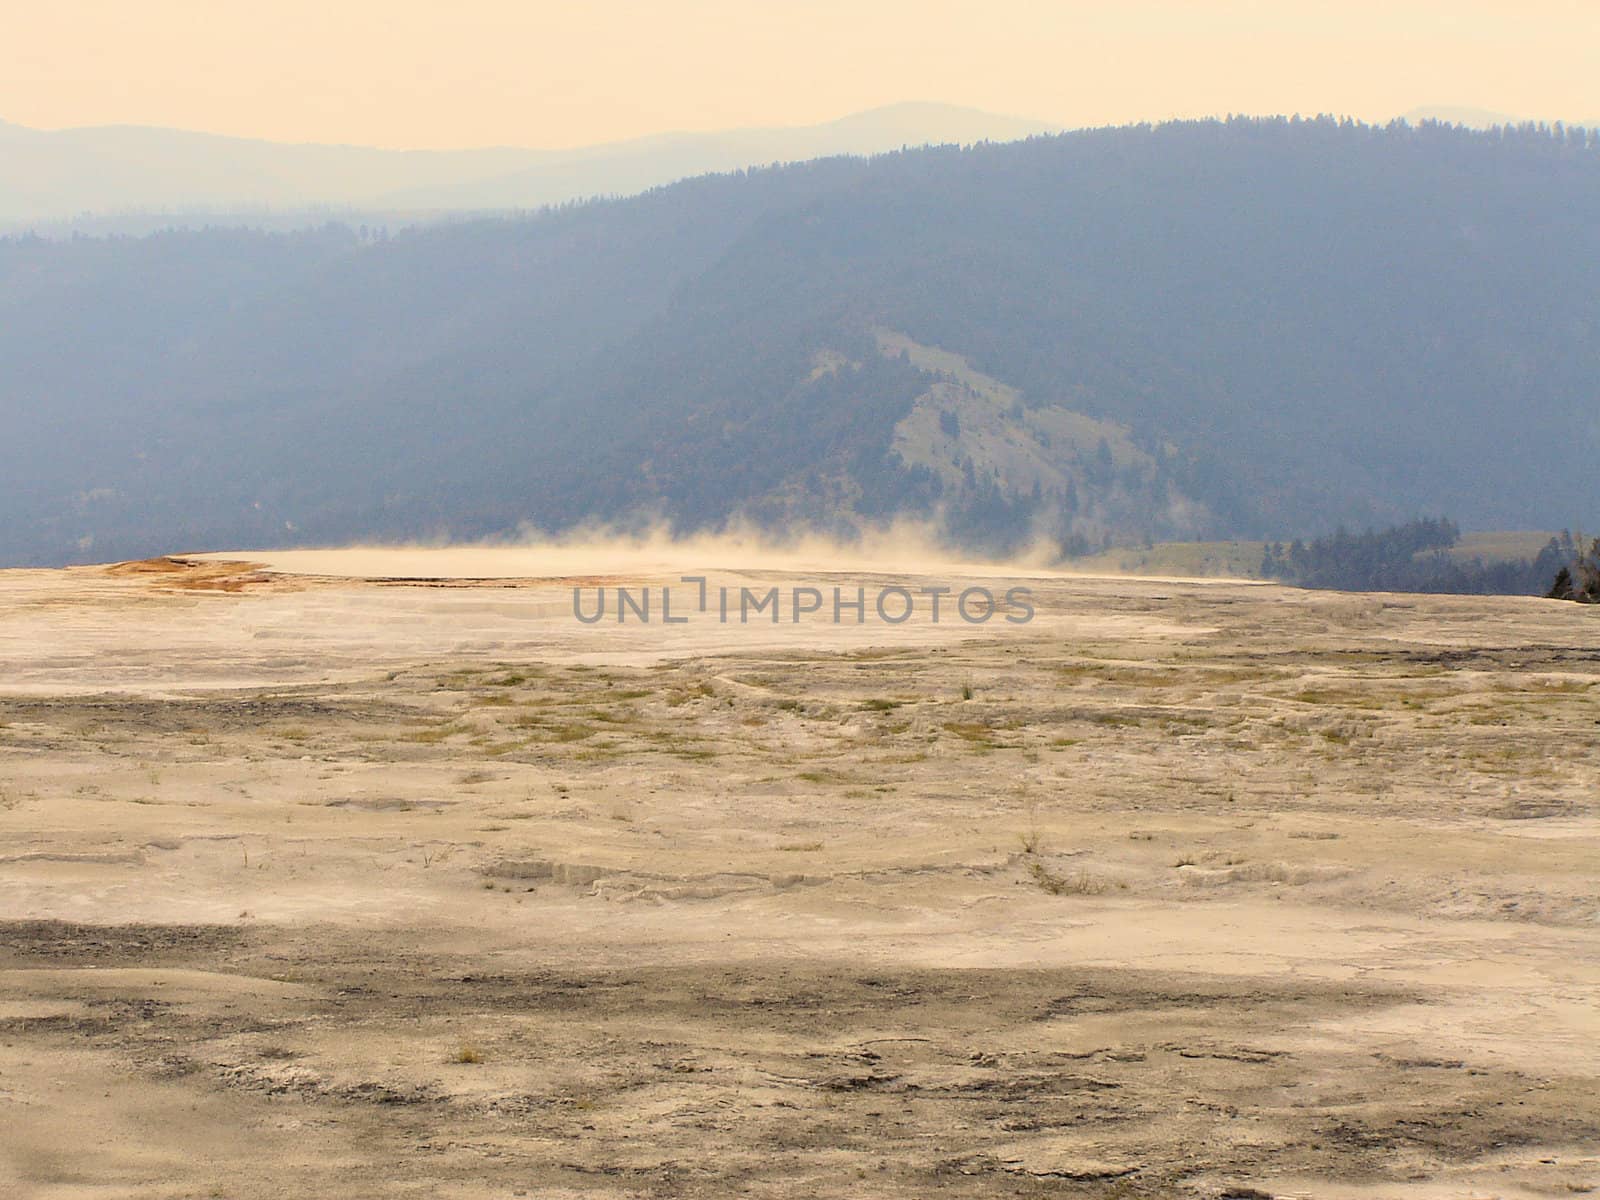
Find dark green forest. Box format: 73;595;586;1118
1546;537;1600;603
1259;520;1581;595
1;117;1597;571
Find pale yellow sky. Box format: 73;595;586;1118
4;1;1597;149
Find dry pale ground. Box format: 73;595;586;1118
1;550;1597;1199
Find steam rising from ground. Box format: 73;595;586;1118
197;520;1075;580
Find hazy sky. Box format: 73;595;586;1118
5;1;1597;149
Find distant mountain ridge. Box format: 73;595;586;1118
0;102;1058;228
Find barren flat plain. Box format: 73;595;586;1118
1;550;1597;1199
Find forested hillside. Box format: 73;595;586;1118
2;117;1597;566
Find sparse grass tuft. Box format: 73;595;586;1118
403;724;460;744
531;723;599;743
1027;860;1111;896
940;723;992;742
1086;711;1143;728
